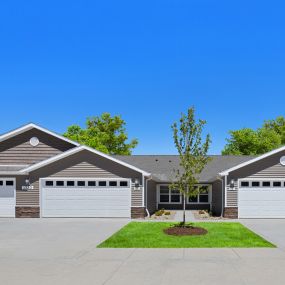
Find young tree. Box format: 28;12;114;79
170;107;211;226
64;113;138;155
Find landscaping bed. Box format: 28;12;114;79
149;209;176;220
98;222;275;248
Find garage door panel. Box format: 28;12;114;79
43;200;130;209
0;179;15;217
41;179;131;218
239;186;285;218
42;209;130;218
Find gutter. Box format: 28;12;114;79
144;175;152;218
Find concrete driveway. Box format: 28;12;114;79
1;218;285;285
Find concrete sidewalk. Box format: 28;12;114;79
1;218;285;285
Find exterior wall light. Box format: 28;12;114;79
230;179;235;188
134;178;140;188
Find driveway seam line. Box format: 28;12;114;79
102;248;136;285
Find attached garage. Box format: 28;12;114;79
0;178;15;217
41;178;131;218
239;180;285;218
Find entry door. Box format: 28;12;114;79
41;178;131;218
0;178;16;217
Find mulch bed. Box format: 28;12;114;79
164;226;208;236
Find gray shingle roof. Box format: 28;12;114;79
114;155;255;182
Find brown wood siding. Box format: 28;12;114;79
0;128;75;165
50;162;119;178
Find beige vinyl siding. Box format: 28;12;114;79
131;183;143;207
226;180;238;207
0;141;63;165
16;176;39;206
49;162;119;178
16;150;144;207
248;162;285;178
0;128;75;165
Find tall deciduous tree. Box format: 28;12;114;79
64;113;138;155
170;107;211;226
222;116;285;155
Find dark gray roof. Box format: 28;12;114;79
114;155;255;182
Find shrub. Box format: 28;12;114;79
164;211;171;215
155;210;163;216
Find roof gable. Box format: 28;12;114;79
219;146;285;176
20;146;151;176
0;123;79;147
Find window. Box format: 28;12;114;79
67;181;75;186
45;181;53;186
273;181;282;187
159;186;170;203
98;181;107;187
120;181;128;187
88;181;96;187
158;185;181;204
77;181;85;187
171;190;180;202
56;181;64;186
252;181;260;187
109;181;117;187
6;180;14;186
262;181;271;187
188;185;210;203
0;181;3;186
241;181;249;187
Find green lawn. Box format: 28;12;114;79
98;222;275;248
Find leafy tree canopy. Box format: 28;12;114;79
222;116;285;155
63;113;138;155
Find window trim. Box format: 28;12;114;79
42;178;132;190
157;184;212;205
157;184;182;204
187;184;212;204
239;179;285;189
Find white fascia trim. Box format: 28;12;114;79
20;145;151;176
0;123;79;146
0;171;28;175
219;145;285;176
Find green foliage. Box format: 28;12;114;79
97;222;275;248
170;107;211;224
63;113;138;155
222;116;285;155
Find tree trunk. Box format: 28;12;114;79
183;193;186;226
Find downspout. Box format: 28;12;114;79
217;175;225;218
144;175;152;218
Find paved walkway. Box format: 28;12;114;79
173;210;195;221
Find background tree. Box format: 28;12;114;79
64;113;138;155
170;107;211;226
222;116;285;155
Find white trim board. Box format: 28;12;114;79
0;123;79;146
21;145;151;176
219;145;285;176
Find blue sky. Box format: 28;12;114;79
0;1;285;154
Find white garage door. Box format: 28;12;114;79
41;178;131;218
0;178;15;217
239;180;285;218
